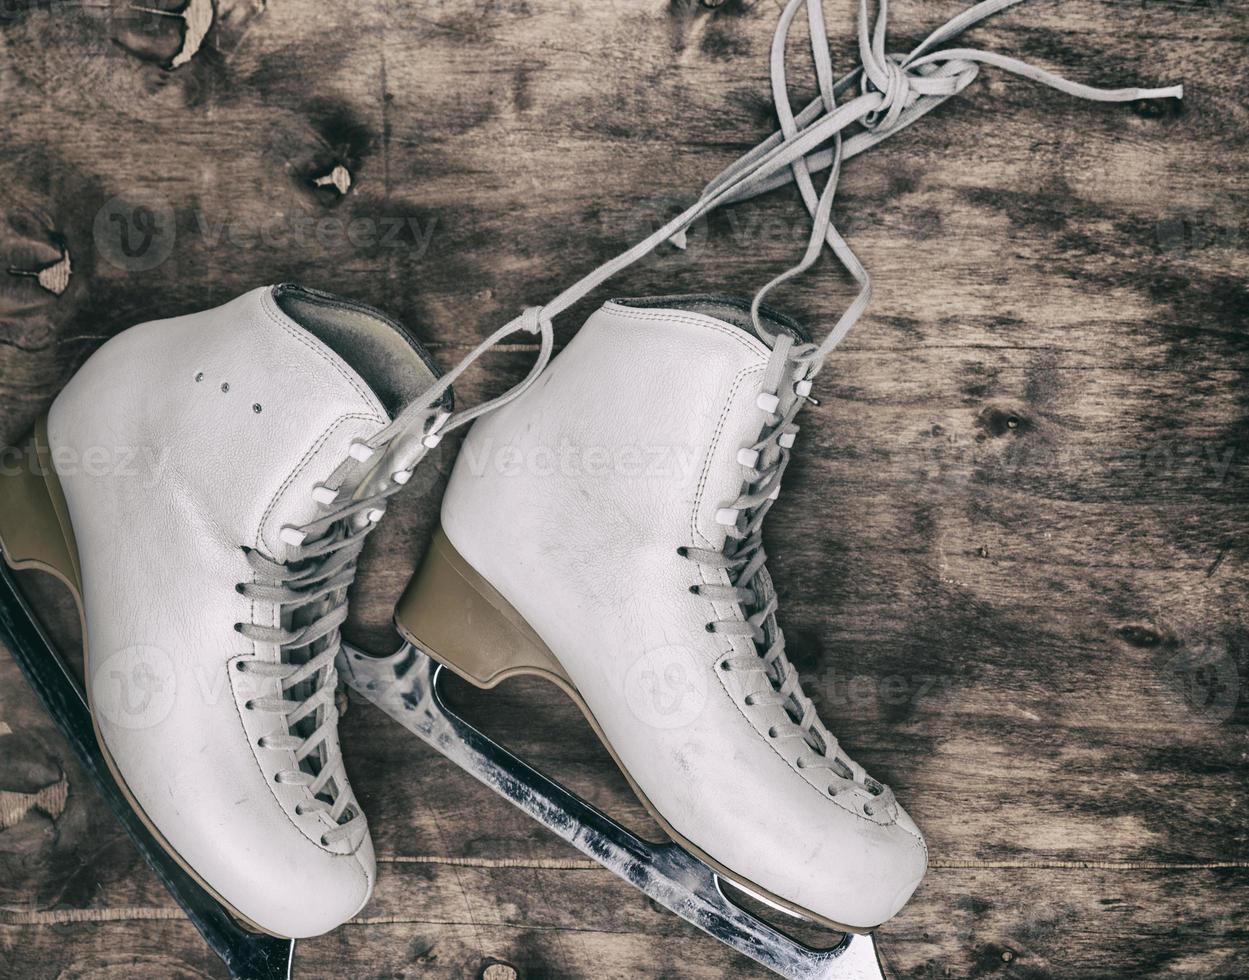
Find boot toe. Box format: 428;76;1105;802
228;830;376;938
708;786;927;931
814;797;926;929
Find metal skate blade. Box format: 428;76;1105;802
0;561;295;980
339;640;888;980
718;875;819;923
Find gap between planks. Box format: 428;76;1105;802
377;854;1249;872
5;856;1248;928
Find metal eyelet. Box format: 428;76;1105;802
704;622;716;633
234;661;246;672
689;584;700;595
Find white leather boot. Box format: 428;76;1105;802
396;295;926;931
0;284;450;938
385;0;1180;932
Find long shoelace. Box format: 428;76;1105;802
258;0;1183;831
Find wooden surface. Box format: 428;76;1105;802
1;1;1247;977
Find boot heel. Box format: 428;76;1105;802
395;526;571;690
0;418;82;597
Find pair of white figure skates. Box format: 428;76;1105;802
0;2;1180;978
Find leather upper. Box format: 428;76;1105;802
442;300;926;929
47;286;381;938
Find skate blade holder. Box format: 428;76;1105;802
339;640;890;980
0;562;296;980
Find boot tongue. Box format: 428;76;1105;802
272;284;447;418
249;285;442;562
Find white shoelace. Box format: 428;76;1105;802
358;0;1184;470
263;0;1183;827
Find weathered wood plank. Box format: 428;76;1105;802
1;0;1246;976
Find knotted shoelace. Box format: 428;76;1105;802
256;0;1182;827
672;0;1180;804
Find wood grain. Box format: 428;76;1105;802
1;1;1246;977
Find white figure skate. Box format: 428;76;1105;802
399;294;927;930
0;284;462;974
341;1;1181;977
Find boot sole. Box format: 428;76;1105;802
0;418;289;940
395;525;875;935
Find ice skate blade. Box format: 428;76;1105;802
340;642;889;980
395;526;877;936
0;420;300;972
